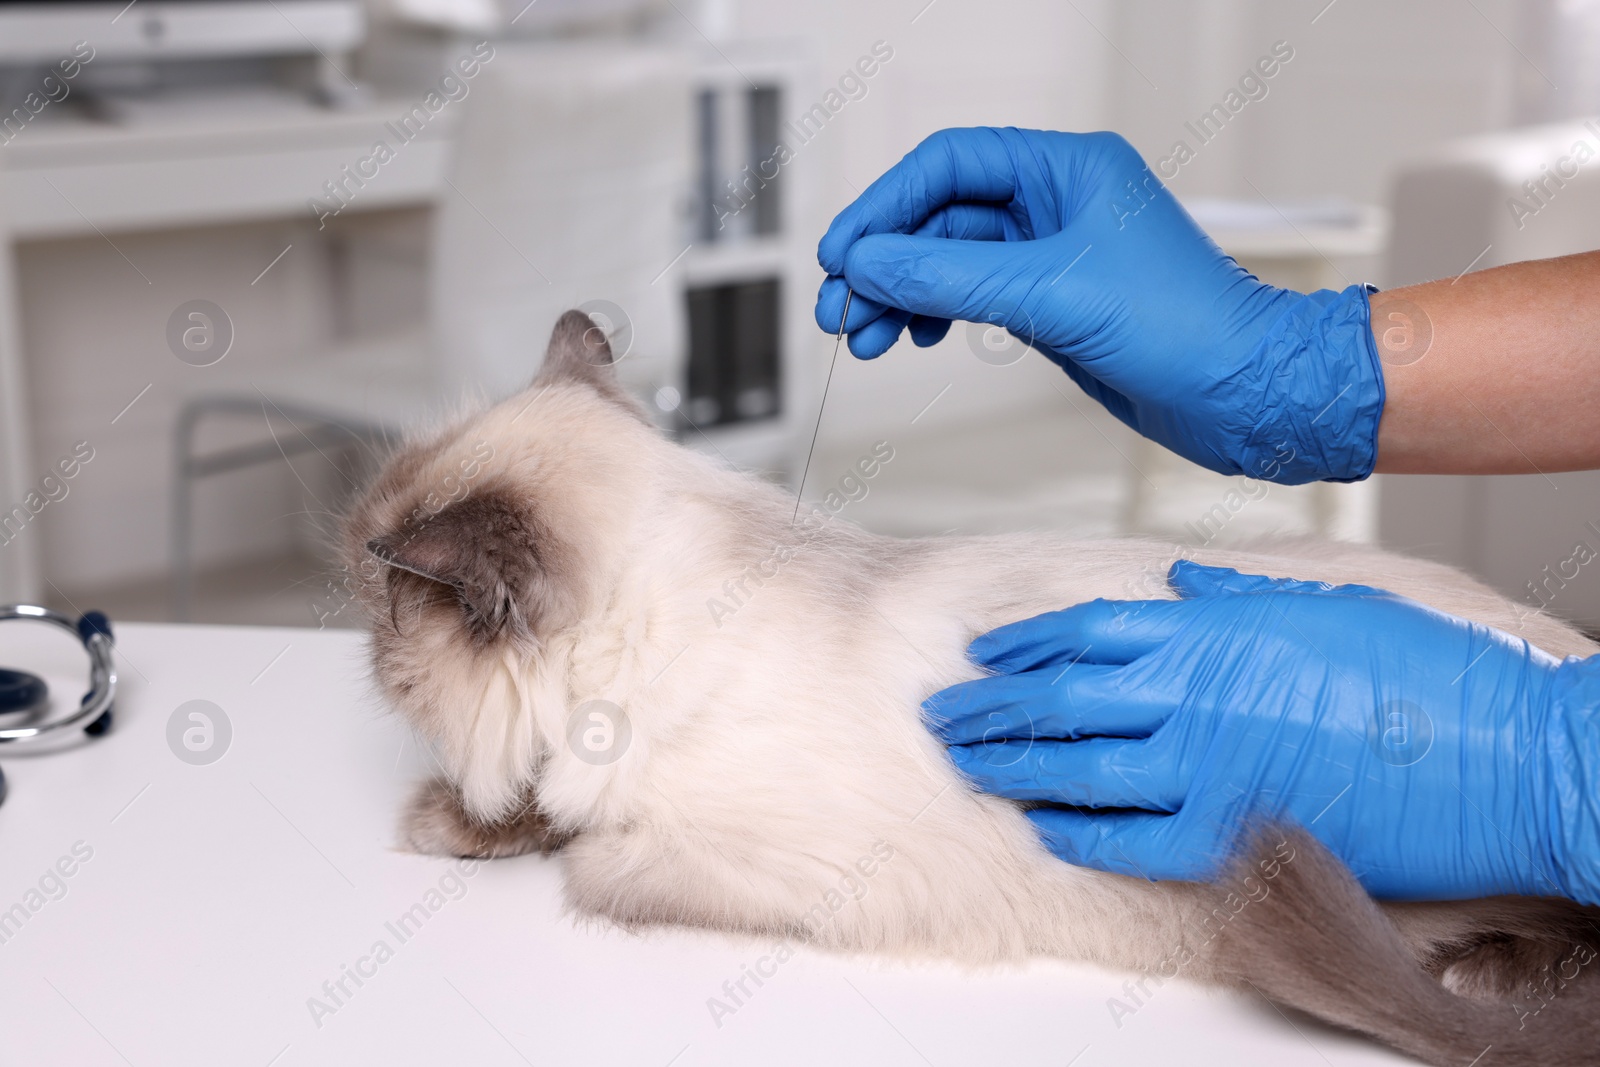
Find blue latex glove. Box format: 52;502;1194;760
815;128;1384;484
927;561;1600;904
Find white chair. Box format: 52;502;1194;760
171;39;693;617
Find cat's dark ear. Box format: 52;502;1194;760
366;491;545;642
537;310;619;390
534;309;650;419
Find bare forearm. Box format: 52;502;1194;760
1373;251;1600;474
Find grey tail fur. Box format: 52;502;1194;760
1209;828;1600;1067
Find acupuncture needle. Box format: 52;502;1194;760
792;289;853;525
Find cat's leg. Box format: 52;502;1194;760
401;776;569;859
558;810;1216;974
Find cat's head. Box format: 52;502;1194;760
339;310;660;814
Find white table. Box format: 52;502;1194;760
0;621;1411;1065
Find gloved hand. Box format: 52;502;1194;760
815;128;1384;484
926;561;1600;904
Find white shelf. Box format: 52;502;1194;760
1;95;456;239
681;235;789;287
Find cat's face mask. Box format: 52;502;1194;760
338;309;653;739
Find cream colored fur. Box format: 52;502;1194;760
342;351;1597;986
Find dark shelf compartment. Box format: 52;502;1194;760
685;277;782;429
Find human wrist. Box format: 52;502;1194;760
1542;654;1600;906
1236;283;1385;486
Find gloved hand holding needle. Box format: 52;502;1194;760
816;127;1384;485
817;126;1600;904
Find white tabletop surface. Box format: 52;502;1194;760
0;621;1411;1066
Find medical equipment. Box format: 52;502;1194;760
0;605;117;807
792;289;853;523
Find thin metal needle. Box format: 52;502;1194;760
792;289;852;524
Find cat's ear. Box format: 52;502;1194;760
533;309;651;419
366;491;543;641
537;309;620;390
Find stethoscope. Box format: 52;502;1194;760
0;605;117;807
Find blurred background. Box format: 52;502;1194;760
1;0;1599;630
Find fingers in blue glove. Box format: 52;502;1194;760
842;232;1042;329
885;204;1027;353
848;307;914;359
969;598;1193;672
1166;560;1385;601
907;314;951;347
948;736;1181;810
812;277;911;360
912;201;1027;243
926;666;1177;745
814;274;886;333
817;127;1026;274
1027;807;1219;882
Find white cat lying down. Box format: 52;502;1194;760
341;312;1600;1066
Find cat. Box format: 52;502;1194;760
340;310;1600;1065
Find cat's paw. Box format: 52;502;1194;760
401;777;567;859
1440;934;1600;1001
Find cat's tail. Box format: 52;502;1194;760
1207;828;1600;1067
